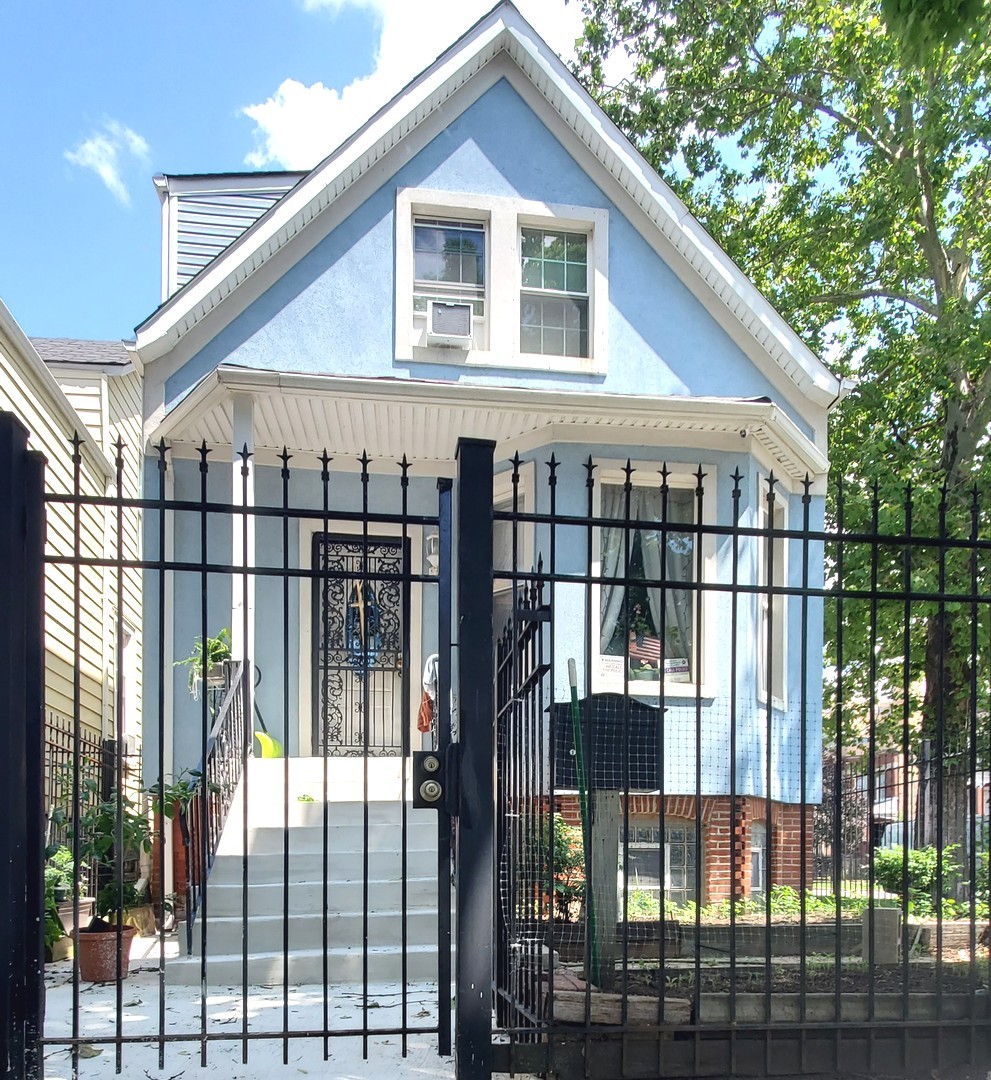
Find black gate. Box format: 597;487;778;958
6;415;991;1080
483;445;991;1080
3;418;458;1079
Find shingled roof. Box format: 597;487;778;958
31;338;131;368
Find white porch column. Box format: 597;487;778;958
231;393;255;664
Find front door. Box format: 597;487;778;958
312;532;408;756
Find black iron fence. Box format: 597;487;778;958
22;430;454;1078
5;410;991;1080
487;450;991;1079
0;413;45;1080
43;712;109;899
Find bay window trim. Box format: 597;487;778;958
493;461;537;635
756;474;788;709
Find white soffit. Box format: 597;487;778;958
153;367;829;484
133;3;842;411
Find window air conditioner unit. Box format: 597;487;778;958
427;300;473;346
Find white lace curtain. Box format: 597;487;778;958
599;486;694;667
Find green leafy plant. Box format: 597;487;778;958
44;844;82;902
53;777;152;921
174;628;232;693
873;845;960;916
43;889;65;951
535;814;586;922
628;602;652;639
145;770;207;818
626;889;660;920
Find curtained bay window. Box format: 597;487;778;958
598;484;696;685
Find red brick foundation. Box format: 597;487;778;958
552;794;814;906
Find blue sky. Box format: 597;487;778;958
0;0;584;342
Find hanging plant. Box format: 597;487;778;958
174;629;232;695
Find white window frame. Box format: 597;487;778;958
591;460;717;697
395;187;608;373
749;820;768;897
756;478;788;709
620;817;702;910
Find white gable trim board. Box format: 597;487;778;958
0;300;113;479
132;3;844;429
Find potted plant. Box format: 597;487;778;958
44;844;93;944
175;628;232;699
46;844;77;903
43;870;69;962
64;780;152;982
146;770;207;923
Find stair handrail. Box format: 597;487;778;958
179;660;249;953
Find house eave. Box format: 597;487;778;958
151;365;830;487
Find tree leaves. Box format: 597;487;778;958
574;0;991;748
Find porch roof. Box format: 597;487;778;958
153;364;830;485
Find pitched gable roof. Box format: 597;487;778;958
133;1;843;409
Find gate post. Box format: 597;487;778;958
454;438;495;1080
0;412;46;1080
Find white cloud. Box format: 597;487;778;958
64;120;150;206
241;0;587;170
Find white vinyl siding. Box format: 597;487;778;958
160;175;304;298
106;371;144;746
0;332;111;740
56;375;105;447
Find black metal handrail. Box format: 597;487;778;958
179;660;247;953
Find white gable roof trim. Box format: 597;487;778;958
133;2;843;409
0;300;113;479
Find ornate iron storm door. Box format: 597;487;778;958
312;533;408;756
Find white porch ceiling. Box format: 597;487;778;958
154;366;830;485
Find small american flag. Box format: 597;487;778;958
629;632;662;664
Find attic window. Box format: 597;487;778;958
395;188;608;373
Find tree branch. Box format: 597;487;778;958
909;82;951;307
807;288;939;316
749;84;901;164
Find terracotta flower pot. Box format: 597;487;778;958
77;925;136;983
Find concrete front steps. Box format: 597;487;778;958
167;757;446;987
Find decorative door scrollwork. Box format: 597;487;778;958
312;534;406;756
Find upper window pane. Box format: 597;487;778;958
520;227;589;357
520;228;588;295
414;220;485;291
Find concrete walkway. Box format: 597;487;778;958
43;936;455;1080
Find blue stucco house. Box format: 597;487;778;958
132;2;844;919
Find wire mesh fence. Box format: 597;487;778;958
491;453;991;1078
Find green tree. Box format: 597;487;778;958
574;0;991;854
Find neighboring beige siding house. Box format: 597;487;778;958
0;299;143;760
33;337;145;755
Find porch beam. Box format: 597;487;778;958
231;393;255;666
